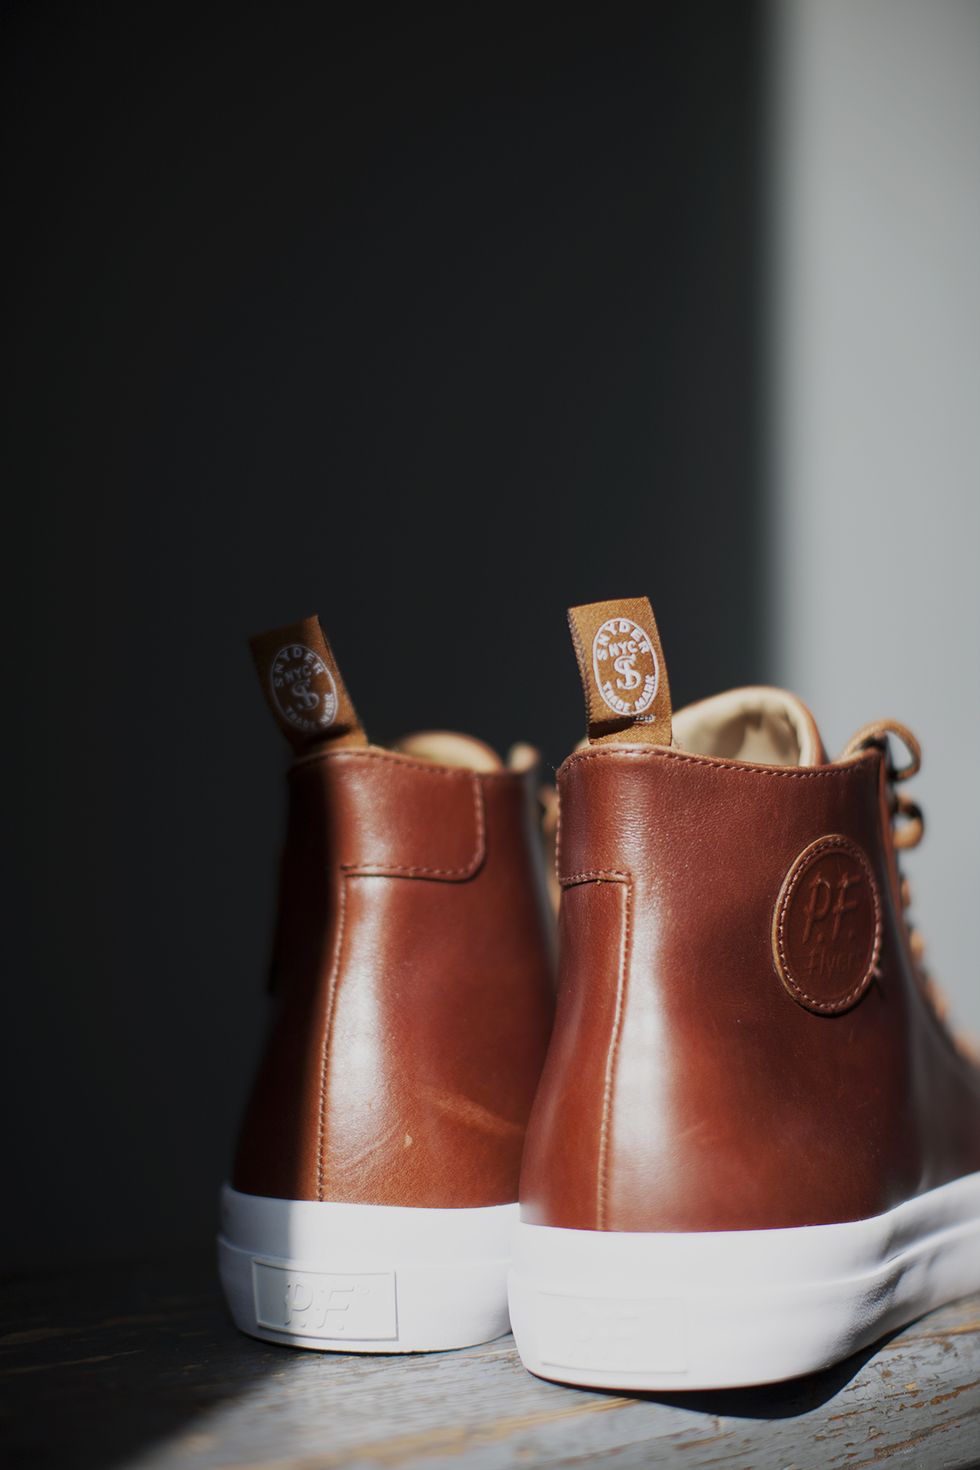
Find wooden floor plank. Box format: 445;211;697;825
1;1255;977;1469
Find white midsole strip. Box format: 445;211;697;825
513;1170;980;1286
508;1170;980;1389
218;1185;517;1353
220;1184;518;1261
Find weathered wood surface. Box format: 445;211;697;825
1;1254;977;1469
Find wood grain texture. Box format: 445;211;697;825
1;1255;977;1469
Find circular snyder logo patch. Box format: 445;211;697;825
772;835;882;1014
270;643;338;733
592;617;659;719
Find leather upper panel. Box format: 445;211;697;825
233;754;554;1206
292;748;486;880
521;744;980;1232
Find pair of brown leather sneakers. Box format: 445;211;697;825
220;598;980;1390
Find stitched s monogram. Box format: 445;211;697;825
591;617;659;720
270;643;338;734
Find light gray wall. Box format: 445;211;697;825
770;0;980;1033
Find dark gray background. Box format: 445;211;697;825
3;2;765;1270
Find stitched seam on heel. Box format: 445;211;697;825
315;879;349;1202
597;877;633;1231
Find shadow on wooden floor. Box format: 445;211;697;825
1;1252;264;1470
2;1252;977;1470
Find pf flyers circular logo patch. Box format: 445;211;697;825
772;835;882;1014
592;617;659;719
270;643;337;734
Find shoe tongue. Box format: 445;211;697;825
673;687;826;767
249;615;368;753
567;596;673;746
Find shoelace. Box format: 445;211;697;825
842;720;976;1058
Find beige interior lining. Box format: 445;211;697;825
672;687;821;767
395;690;821;774
505;742;543;774
391;731;504;772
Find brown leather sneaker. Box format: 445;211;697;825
509;596;980;1390
219;617;554;1352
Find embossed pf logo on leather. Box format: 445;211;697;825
270;643;337;733
592;617;659;719
772;835;882;1014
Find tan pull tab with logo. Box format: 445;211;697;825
250;615;368;752
568;596;672;746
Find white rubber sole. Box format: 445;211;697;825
219;1184;517;1352
508;1170;980;1390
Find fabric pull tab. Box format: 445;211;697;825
567;596;672;746
249;615;368;752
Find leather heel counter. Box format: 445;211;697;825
231;771;340;1201
520;878;628;1229
321;773;554;1208
234;757;554;1207
533;746;935;1232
